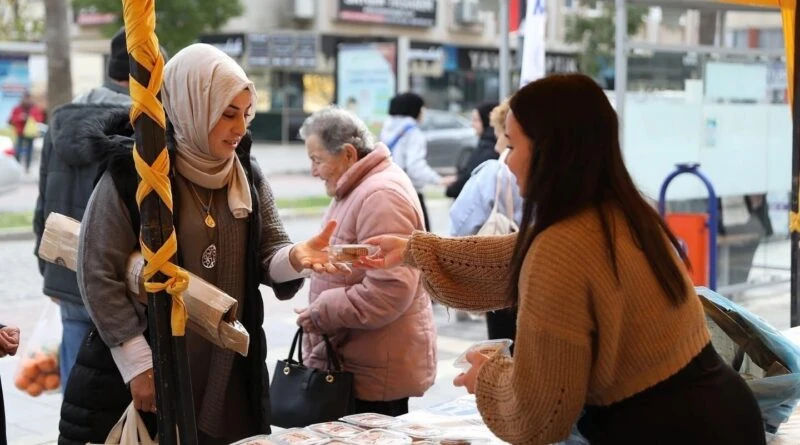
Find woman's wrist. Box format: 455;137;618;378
288;243;304;273
402;233;417;267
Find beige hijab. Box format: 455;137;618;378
162;43;257;218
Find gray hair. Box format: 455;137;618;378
298;106;375;159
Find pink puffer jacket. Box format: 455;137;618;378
303;144;437;402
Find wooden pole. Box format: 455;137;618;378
121;1;198;442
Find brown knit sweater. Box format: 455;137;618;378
404;206;711;445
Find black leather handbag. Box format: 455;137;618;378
269;327;355;428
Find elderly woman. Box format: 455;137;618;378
60;44;334;445
295;106;437;416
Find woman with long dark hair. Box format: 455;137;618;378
445;101;500;199
359;74;765;444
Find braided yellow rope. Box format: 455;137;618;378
790;211;800;233
123;0;188;336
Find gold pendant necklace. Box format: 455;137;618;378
188;182;217;269
204;213;216;229
189;183;216;228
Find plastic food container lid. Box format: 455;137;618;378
306;422;364;438
392;422;444;439
328;244;379;263
340;412;401;429
452;339;514;369
348;429;412;445
271;428;329;445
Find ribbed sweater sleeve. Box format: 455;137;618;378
403;231;517;311
474;227;593;444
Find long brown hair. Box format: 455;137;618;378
508;74;689;306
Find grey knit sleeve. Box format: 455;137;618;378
252;160;303;300
77;172;146;346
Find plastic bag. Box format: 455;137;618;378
697;287;800;436
14;301;62;396
89;403;158;445
22;116;39;139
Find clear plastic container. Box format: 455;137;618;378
306;422;364;439
438;439;490;445
452;339;514;369
328;244;379;264
348;429;412;445
271;428;329;445
391;423;443;439
340;412;401;429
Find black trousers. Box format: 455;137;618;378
486;307;518;354
578;343;765;445
353;398;409;417
417;193;430;231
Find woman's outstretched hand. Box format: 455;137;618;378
357;235;411;270
453;349;490;394
290;221;351;274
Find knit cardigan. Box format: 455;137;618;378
403;206;711;444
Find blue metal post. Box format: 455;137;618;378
658;163;719;291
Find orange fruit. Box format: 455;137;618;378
36;355;57;373
34;373;47;386
43;374;60;391
26;382;43;397
21;360;38;380
14;373;30;390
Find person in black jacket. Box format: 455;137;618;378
0;323;20;445
445;101;499;199
33;27;134;387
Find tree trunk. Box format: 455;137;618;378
11;0;20;38
44;0;72;114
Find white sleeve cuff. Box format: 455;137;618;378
109;335;153;384
269;244;312;283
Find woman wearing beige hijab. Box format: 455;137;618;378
59;44;336;445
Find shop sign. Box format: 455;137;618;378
248;33;318;70
337;0;437;28
455;46;578;75
199;34;246;59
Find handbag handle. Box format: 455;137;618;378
322;334;343;373
286;327;305;366
287;327;344;373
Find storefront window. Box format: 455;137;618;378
249;70;272;112
302;73;334;113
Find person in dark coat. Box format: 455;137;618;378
0;323;20;445
445;102;499;199
33;27;135;388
